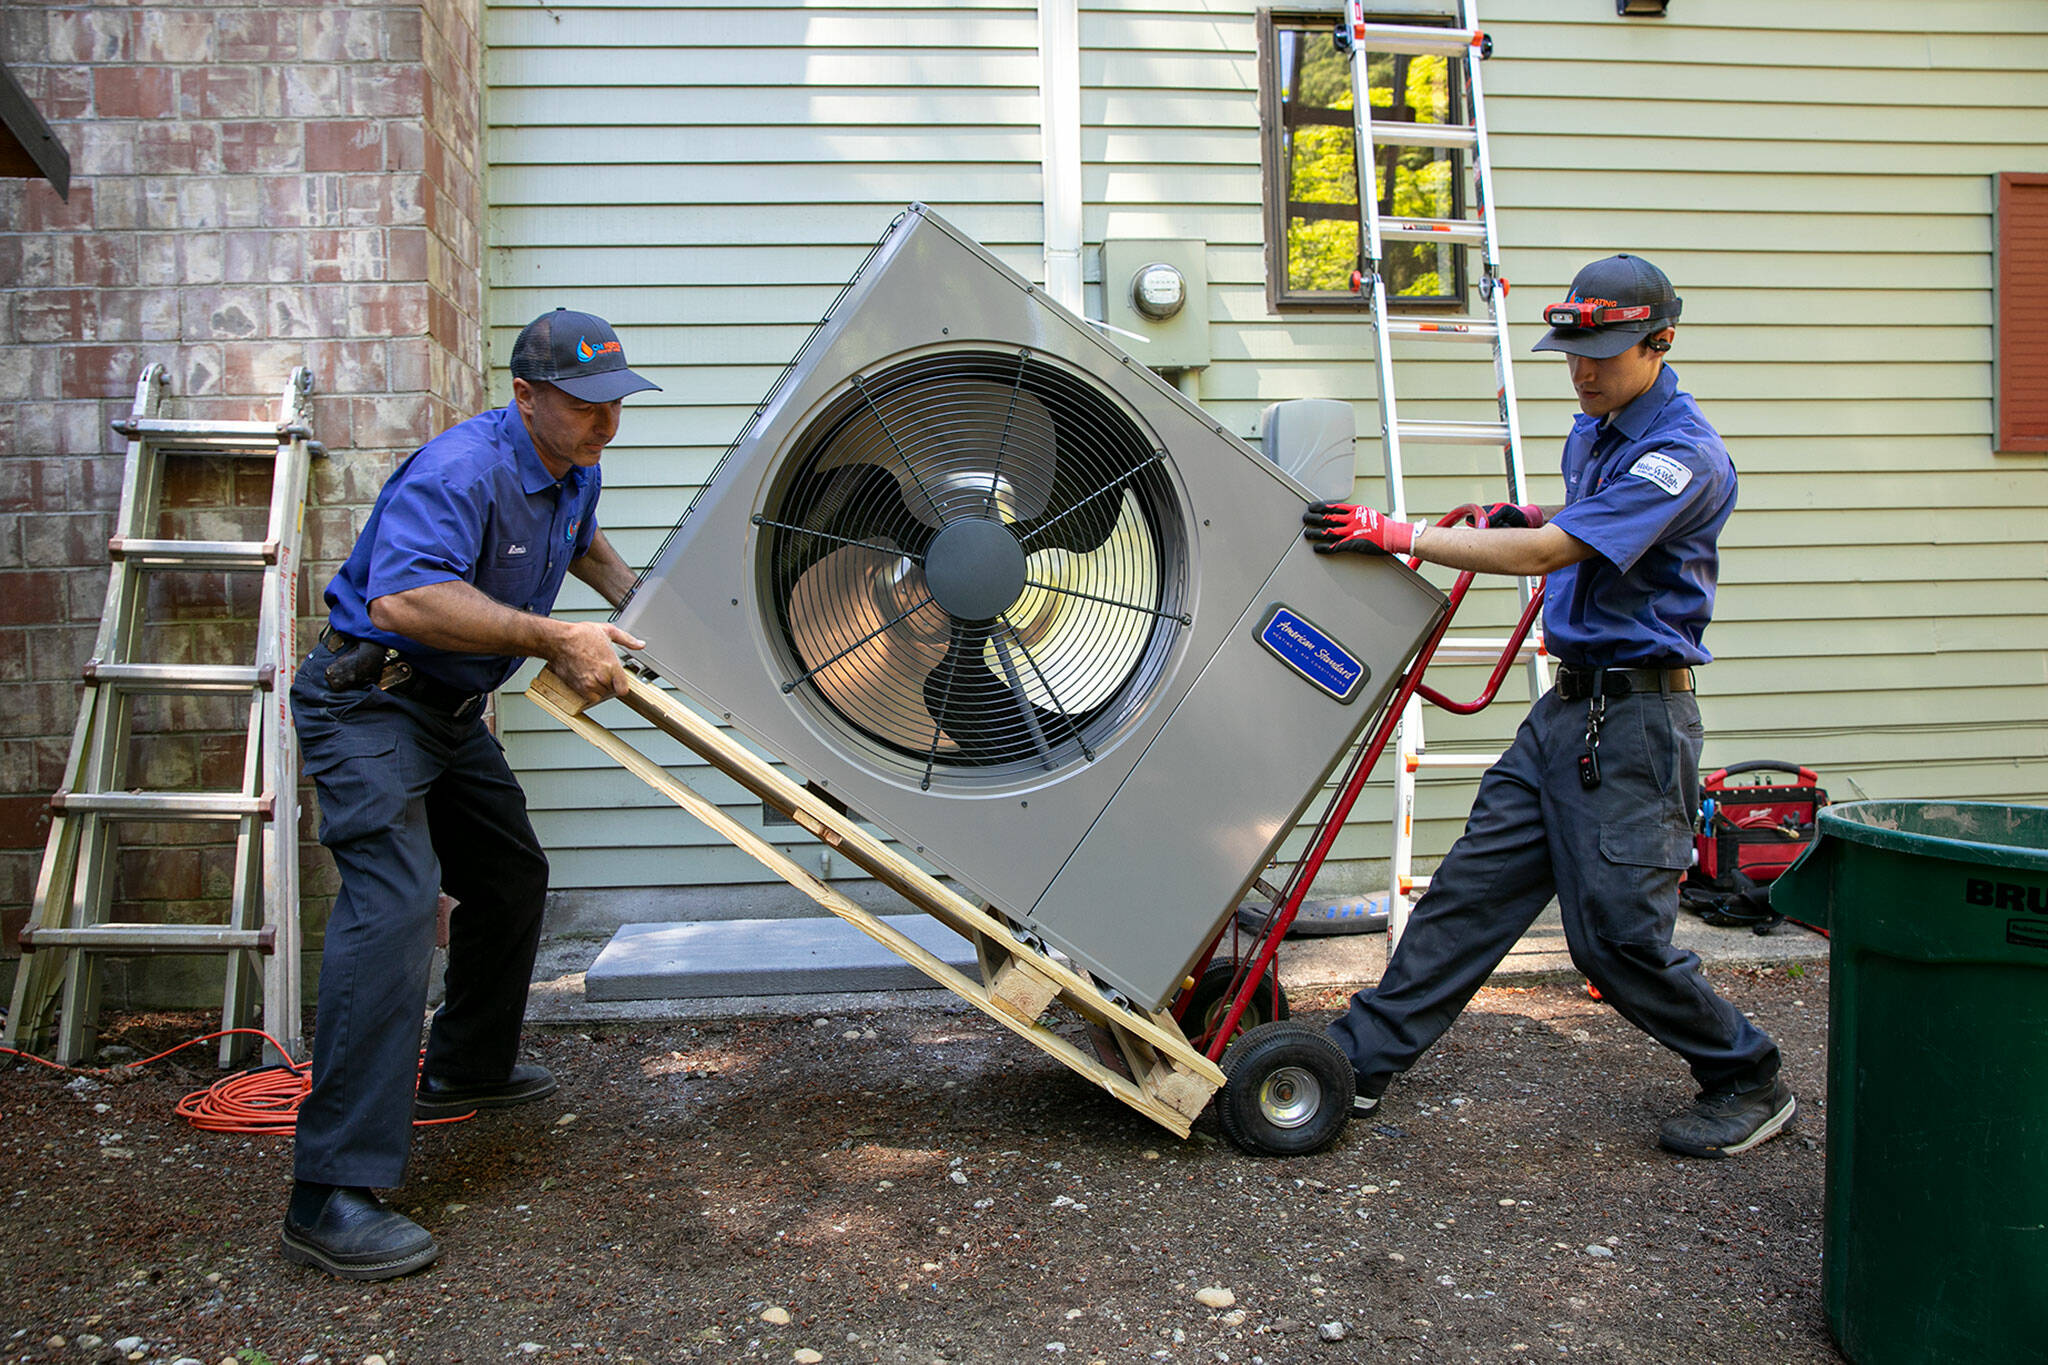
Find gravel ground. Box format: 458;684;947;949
0;964;1838;1364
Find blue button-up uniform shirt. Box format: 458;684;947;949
1542;365;1735;668
323;404;601;693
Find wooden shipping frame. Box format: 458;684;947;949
526;666;1225;1137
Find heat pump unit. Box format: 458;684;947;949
618;206;1446;1011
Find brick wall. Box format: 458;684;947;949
0;0;486;1003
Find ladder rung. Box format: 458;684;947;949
107;537;278;569
17;924;276;955
82;661;273;691
1385;317;1500;342
1379;216;1487;246
1357;22;1486;58
1411;752;1503;771
1428;638;1545;665
1395;420;1513;446
50;791;274;820
1368;120;1477;152
112;416;312;451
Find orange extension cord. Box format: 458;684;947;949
0;1027;472;1135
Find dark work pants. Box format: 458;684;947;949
1329;683;1779;1102
290;643;549;1188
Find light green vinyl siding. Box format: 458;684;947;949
486;0;2048;896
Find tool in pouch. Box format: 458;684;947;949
323;634;395;691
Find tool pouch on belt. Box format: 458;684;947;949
323;636;392;691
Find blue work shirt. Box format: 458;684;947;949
323;404;601;693
1542;365;1735;668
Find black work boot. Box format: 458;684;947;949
280;1183;439;1281
1657;1077;1797;1158
414;1062;558;1120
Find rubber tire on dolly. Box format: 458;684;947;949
1217;1021;1352;1157
1179;959;1290;1044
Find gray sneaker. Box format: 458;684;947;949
1352;1091;1381;1117
1658;1077;1796;1158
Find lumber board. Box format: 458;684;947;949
536;666;1226;1086
525;668;1222;1136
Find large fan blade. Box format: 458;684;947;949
786;542;954;754
768;461;932;595
813;382;1057;527
1000;490;1159;714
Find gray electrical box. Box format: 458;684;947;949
1099;238;1210;371
1260;399;1359;503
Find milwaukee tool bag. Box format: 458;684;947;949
1683;761;1829;932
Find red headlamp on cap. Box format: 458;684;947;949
1541;298;1655;330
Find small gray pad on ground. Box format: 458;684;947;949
584;915;980;1001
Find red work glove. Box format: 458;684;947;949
1303;501;1423;556
1481;502;1545;529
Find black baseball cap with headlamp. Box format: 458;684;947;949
1532;255;1682;360
510;308;662;402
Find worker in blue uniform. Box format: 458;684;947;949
280;309;658;1279
1305;255;1794;1161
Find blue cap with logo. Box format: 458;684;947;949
1531;255;1682;360
511;308;661;402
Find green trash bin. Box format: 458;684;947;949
1771;801;2048;1365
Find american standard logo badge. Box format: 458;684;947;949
1258;605;1370;704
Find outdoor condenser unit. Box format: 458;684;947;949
618;205;1446;1011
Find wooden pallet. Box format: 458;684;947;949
526;667;1223;1138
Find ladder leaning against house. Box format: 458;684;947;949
1339;0;1548;941
3;365;320;1067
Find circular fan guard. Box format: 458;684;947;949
758;349;1190;789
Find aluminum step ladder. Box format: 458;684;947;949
3;365;320;1066
1339;0;1548;942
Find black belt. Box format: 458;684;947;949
319;626;486;719
1554;664;1694;702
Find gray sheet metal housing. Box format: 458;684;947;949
619;204;1445;1010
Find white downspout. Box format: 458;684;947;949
1038;0;1084;313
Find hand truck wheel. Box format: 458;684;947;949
1217;1021;1352;1157
1177;958;1290;1046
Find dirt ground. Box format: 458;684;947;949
0;964;1839;1365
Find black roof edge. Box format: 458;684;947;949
0;59;72;201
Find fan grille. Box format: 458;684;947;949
759;349;1189;788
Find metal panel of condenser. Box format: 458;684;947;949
619;204;1446;1010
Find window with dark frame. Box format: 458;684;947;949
1258;9;1467;312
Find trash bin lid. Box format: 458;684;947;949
1817;801;2048;874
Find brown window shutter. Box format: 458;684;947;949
1997;172;2048;453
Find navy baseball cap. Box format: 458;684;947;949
510;308;661;402
1532;255;1683;360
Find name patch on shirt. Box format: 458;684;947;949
1628;451;1693;497
503;542;530;557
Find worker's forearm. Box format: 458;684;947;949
369;579;578;660
1411;522;1592;576
569;527;636;608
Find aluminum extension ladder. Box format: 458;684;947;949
1339;0;1548;941
3;365;320;1067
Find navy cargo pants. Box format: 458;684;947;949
290;641;549;1188
1329;680;1780;1101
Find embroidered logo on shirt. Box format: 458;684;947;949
1628;451;1693;497
504;543;530;557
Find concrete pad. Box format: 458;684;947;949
583;914;980;1002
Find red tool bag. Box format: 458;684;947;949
1696;760;1828;886
1682;760;1829;933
